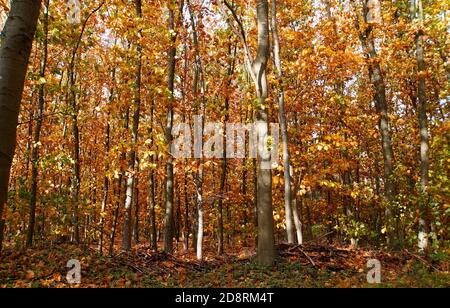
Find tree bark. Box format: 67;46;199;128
217;42;236;255
109;89;130;256
67;0;104;244
0;0;41;252
254;0;275;266
355;0;396;247
122;0;142;251
163;5;177;254
99;68;115;255
271;0;295;244
292;177;304;244
133;168;140;244
183;169;189;250
411;0;430;252
27;0;49;247
149;101;157;251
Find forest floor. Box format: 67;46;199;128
1;241;449;288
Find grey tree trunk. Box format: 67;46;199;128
108;176;122;256
183;170;189;250
133;167;139;244
217;42;236;255
271;0;295;244
355;0;396;247
70;71;81;244
122;0;142;251
99;68;115;255
149;101;157;250
218;129;226;255
67;1;104;244
163;6;177;254
0;0;41;252
27;0;49;248
291;178;303;244
186;0;206;261
110;76;130;256
254;0;275;266
412;0;430;252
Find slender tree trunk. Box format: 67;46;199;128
217;42;236;255
218;155;226;255
149;101;157;251
24;109;33;182
175;182;182;246
187;0;206;261
27;0;49;247
67;1;104;244
133;169;139;244
108;177;122;256
291;179;303;244
183;170;189;251
163;6;177;254
99;69;115;255
122;0;142;251
271;0;295;244
109;89;130;255
70;73;81;244
149;164;157;250
355;0;396;247
412;0;430;252
253;157;257;242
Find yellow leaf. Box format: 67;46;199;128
26;270;35;279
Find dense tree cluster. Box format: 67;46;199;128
0;0;448;265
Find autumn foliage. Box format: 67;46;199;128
0;0;448;288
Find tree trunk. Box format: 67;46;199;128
99;68;115;255
108;177;122;256
67;1;104;245
254;0;275;266
70;74;81;244
0;0;41;252
109;92;130;256
217;42;236;255
271;0;295;244
412;0;430;252
355;0;396;247
163;6;177;254
122;0;142;251
133;171;139;244
186;0;206;261
149;101;157;251
27;0;49;247
253;158;257;231
291;179;304;244
183;170;189;251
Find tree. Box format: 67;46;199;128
354;0;396;247
271;0;296;244
221;0;275;266
27;0;50;247
0;0;42;252
411;0;430;252
122;0;142;251
253;0;275;266
163;0;184;254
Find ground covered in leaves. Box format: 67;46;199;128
1;243;448;288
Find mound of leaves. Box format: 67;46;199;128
278;243;448;280
110;247;229;277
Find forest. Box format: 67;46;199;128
0;0;448;289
